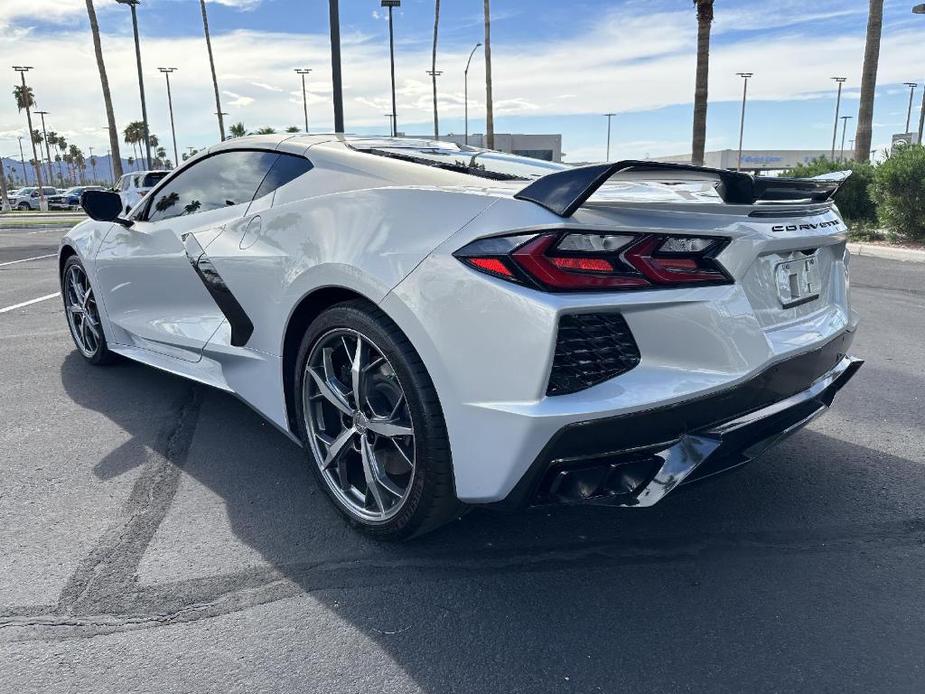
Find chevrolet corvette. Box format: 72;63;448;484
61;134;861;538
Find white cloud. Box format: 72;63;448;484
250;82;284;92
223;90;255;107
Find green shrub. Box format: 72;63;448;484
870;145;925;242
781;158;877;225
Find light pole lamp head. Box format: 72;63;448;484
12;66;33;72
158;67;177;74
904;82;919;88
736;72;754;79
295;68;312;75
381;0;400;6
34;110;48;115
115;0;140;6
832;76;847;83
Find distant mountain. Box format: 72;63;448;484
2;155;164;189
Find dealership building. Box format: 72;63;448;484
430;133;563;162
655;149;832;172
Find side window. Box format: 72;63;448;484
145;150;279;223
253;154;313;200
120;177;131;192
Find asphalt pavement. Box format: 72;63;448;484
1;223;923;693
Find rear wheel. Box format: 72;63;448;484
62;256;117;365
17;202;29;210
294;300;461;539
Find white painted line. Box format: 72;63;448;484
0;253;57;268
0;292;60;314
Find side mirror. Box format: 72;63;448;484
81;190;132;227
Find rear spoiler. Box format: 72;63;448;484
513;160;851;217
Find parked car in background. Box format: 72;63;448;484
116;171;169;214
9;186;58;210
48;186;107;211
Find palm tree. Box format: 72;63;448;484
13;84;34;111
229;122;246;138
855;0;883;161
431;0;441;139
285;126;300;133
85;0;123;179
483;0;494;149
199;0;225;141
691;0;714;166
46;130;59;185
12;82;47;207
254;127;277;135
57;137;68;183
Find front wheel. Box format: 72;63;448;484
17;202;29;210
62;256;117;365
294;300;461;540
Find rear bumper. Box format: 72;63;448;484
498;330;862;508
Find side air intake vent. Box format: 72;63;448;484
547;313;640;396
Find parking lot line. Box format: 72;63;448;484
0;253;57;268
0;292;60;314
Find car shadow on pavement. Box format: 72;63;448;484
59;350;925;692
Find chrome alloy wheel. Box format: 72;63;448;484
303;329;416;522
64;263;103;358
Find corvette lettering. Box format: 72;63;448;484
771;220;842;232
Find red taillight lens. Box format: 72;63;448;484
454;231;731;292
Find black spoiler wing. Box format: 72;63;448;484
513;160;851;217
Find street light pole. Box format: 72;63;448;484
736;72;753;172
17;136;29;186
34;110;54;187
116;0;152;168
295;68;312;132
915;5;925;143
903;82;918;134
830;77;846;160
464;42;481;145
198;0;225;141
426;70;442;139
839;115;853;160
13;66;47;210
158;67;179;170
384;113;394;135
603;113;616;161
381;0;400;137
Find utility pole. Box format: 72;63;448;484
840;115;853;160
34;110;54;187
736;72;753;172
916;5;925;143
158;67;179;169
381;0;400;136
604;113;616;161
464;42;481;145
329;0;344;133
13;66;47;210
830;77;846;160
430;0;441;140
903;82;918;134
384;113;394;135
483;0;494;149
426;71;443;139
295;68;312;132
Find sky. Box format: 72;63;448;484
1;0;924;165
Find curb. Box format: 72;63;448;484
847;242;925;263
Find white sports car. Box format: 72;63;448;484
61;134;861;539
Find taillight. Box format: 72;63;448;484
454;231;731;292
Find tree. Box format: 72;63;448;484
691;0;713;165
199;0;225;141
229;122;246;138
781;158;877;225
483;0;494;149
86;0;123;179
431;0;441;139
871;144;925;240
254;127;277;135
285;125;300;133
855;0;883;162
13;84;35;111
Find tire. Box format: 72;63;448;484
61;255;117;366
17;202;29;210
294;300;462;540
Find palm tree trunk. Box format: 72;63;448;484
854;0;883;162
483;0;494;149
85;0;123;179
0;157;10;212
431;0;440;140
691;0;713;166
200;0;226;141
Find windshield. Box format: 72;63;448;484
142;172;169;188
347;139;567;181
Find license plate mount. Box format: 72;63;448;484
775;255;821;309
